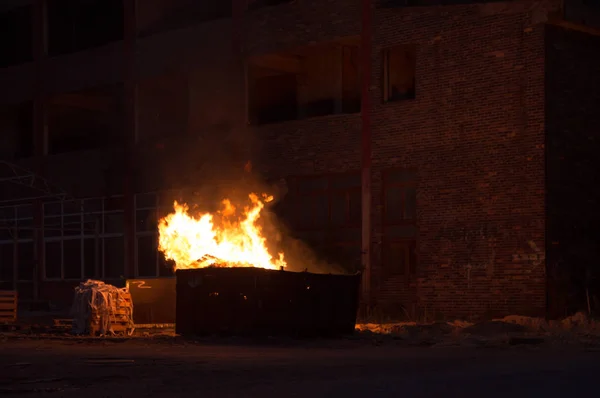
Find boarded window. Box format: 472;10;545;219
383;45;416;102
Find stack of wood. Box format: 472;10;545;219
0;290;17;325
71;280;134;336
88;291;134;336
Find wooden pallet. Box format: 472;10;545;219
0;290;17;324
88;292;134;336
53;318;73;329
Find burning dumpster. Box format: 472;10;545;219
176;267;361;337
158;191;362;337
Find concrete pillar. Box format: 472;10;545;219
123;0;137;279
360;0;373;312
32;0;48;300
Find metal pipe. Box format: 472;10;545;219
360;0;373;311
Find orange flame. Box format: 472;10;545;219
158;193;286;270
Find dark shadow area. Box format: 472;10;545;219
47;0;124;57
0;5;32;68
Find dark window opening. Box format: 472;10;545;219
17;241;34;281
0;5;33;68
248;0;293;11
248;43;361;125
248;69;298;125
0;101;34;159
63;239;82;279
45;241;62;279
47;84;124;154
382;240;417;276
0;244;15;283
137;235;157;277
383;45;416;102
47;0;124;56
103;237;124;278
83;238;97;278
159;253;175;277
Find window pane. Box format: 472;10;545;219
63;214;81;236
83;238;97;279
405;187;417;220
137;235;157;277
0;244;14;281
45;241;61;279
103;237;124;278
159;253;175;277
384;186;403;224
383;243;406;276
44;216;62;237
17;241;34;280
63;239;82;279
330;192;347;227
104;212;124;233
136;209;157;232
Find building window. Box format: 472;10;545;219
283;173;362;272
43;197;125;280
247;42;361;125
0;205;35;288
381;169;417;277
382;45;416;102
135;191;176;278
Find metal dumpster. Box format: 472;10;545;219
176;267;361;337
126;278;176;325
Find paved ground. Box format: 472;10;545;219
1;336;599;397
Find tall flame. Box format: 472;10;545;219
158;193;286;270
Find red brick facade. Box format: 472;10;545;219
239;1;556;320
4;0;597;320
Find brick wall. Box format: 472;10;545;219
545;25;600;318
0;0;565;319
244;0;555;320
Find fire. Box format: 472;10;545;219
158;193;286;270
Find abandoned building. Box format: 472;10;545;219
0;0;599;321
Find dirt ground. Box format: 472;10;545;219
1;334;600;398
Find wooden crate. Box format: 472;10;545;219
0;290;17;324
88;292;134;336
